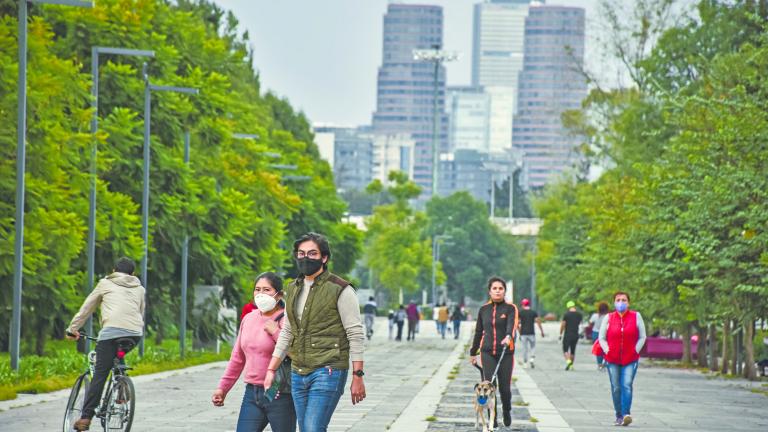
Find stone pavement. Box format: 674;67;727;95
524;322;768;432
0;317;464;431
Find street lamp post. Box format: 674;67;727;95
413;46;458;198
431;234;452;305
11;0;93;371
141;63;198;356
85;46;154;353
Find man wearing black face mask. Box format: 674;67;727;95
265;232;366;432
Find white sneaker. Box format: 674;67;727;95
530;359;535;369
522;361;528;369
622;415;632;426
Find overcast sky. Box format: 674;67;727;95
215;1;609;127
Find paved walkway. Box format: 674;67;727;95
524;322;768;432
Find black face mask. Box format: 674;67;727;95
296;257;324;276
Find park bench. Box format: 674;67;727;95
639;337;698;360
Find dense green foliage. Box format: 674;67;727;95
536;0;768;379
0;0;360;355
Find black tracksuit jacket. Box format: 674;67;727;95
470;301;519;356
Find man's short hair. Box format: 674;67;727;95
613;291;630;302
114;257;135;275
369;296;375;301
293;232;331;269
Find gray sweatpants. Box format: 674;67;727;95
520;334;536;363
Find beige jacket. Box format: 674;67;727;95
67;272;146;334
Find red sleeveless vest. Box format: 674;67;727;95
604;310;640;366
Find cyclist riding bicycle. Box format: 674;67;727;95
66;257;145;431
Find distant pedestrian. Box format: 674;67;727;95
450;305;465;339
212;272;296;432
559;300;582;370
395;305;406;341
264;232;366;432
363;296;377;340
598;292;646;426
406;301;419;341
437;303;449;339
387;309;395;340
518;298;545;369
589;302;609;370
469;277;519;428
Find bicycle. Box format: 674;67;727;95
63;332;137;432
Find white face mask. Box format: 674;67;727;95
254;293;278;312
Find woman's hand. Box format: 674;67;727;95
501;335;511;346
263;369;275;390
350;376;366;405
264;320;279;335
211;389;225;407
470;355;478;365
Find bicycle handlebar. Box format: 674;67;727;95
67;331;98;342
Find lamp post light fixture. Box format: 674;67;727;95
231;133;281;159
84;46;154;353
141;62;198;356
431;234;453;305
11;0;93;371
413;45;458;198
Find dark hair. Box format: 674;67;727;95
293;232;331;269
598;301;609;314
613;291;630;302
369;296;375;301
254;271;283;292
486;276;507;291
114;257;135;275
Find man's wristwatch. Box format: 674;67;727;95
353;369;365;378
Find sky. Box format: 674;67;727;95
215;0;608;127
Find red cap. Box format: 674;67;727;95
521;298;530;306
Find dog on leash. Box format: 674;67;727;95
473;380;497;431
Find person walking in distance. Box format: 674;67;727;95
264;232;366;432
598;292;646;427
387;309;395;340
212;272;296;432
469;277;519;428
65;257;144;431
395;305;406;341
363;296;377;340
518;298;545;369
559;301;582;371
437;303;449;339
589;302;609;370
406;300;419;341
450;305;464;340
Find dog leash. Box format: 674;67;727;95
490;344;508;386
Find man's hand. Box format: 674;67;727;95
350;376;366;405
263;320;279;335
541;332;546;338
263;369;275;390
211;389;225;407
66;330;80;341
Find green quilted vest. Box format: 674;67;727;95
285;271;352;374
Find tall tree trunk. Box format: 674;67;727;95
721;319;730;374
709;323;718;371
35;321;48;356
682;322;692;365
696;322;708;368
743;318;757;380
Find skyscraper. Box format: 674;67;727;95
472;0;533;153
372;4;446;195
447;86;490;153
512;4;586;189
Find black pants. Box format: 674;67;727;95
481;350;514;413
82;336;141;419
407;319;417;340
562;336;578;356
395;321;404;340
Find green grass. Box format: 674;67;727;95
425;415;437;421
529;416;539;423
514;401;530;406
0;337;230;401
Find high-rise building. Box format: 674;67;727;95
372;133;415;183
512;4;586;189
472;0;533;153
372;3;447;196
447;86;490;153
313;125;373;192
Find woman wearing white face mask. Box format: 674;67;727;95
212;272;296;432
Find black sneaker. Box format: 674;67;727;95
503;409;512;426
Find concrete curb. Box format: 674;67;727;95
388;328;472;432
515;365;574;432
0;361;227;412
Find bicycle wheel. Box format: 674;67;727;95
62;373;90;432
104;376;135;431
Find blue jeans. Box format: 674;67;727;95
606;361;638;419
291;367;348;432
592;331;603;365
237;384;296;432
